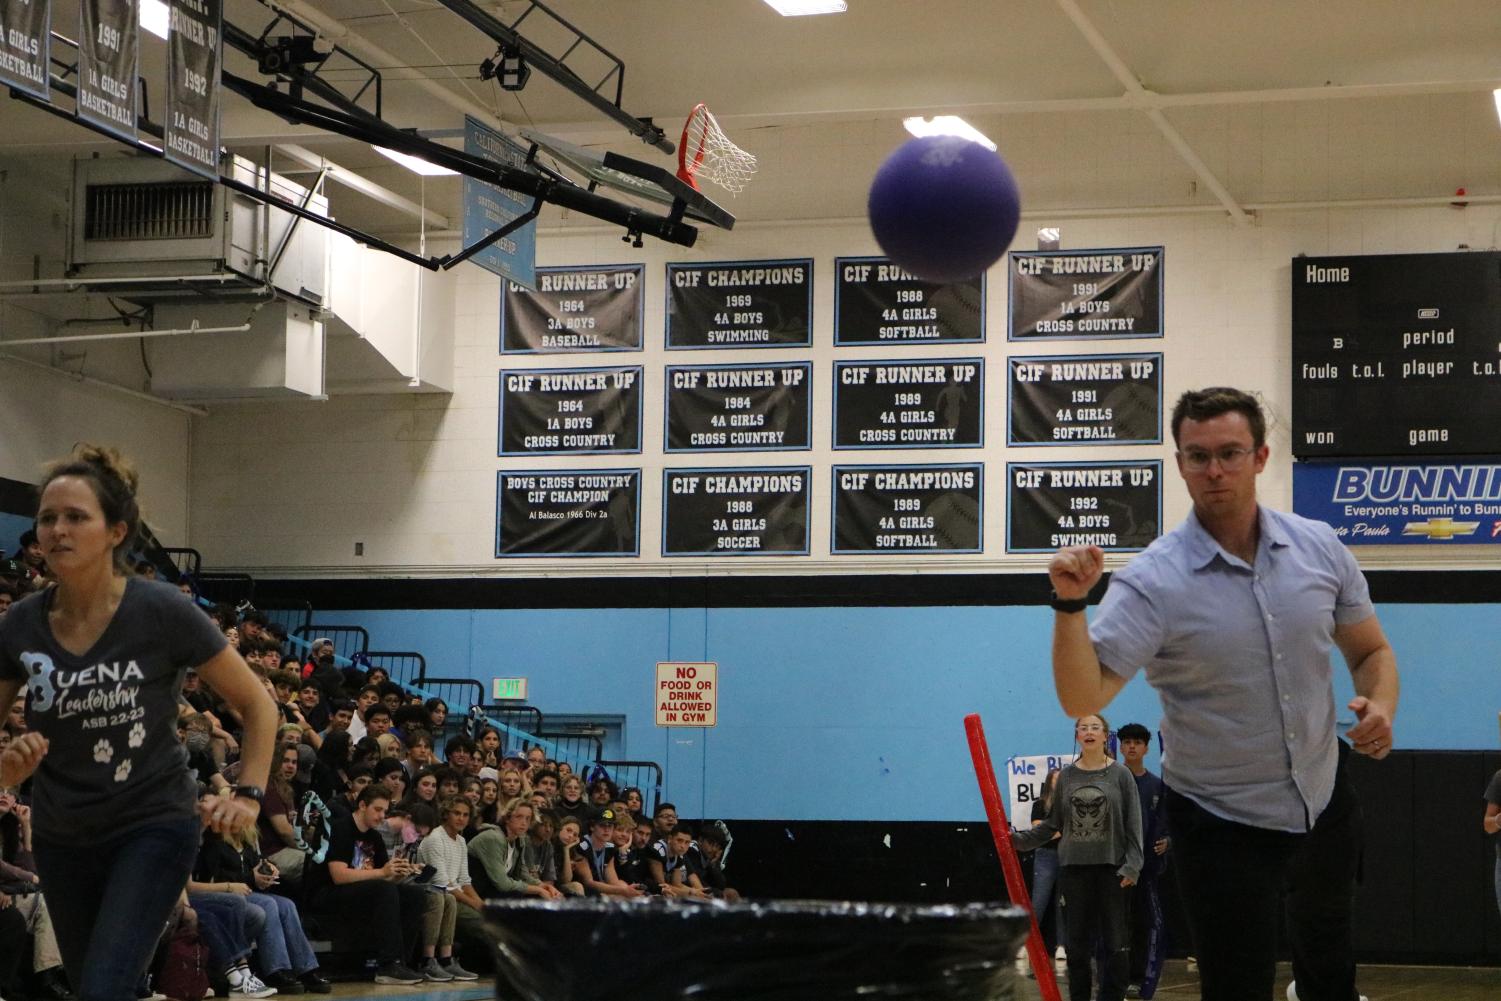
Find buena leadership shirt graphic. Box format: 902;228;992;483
0;578;227;844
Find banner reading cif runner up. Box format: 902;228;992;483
666;259;812;349
834;256;984;345
665;362;811;452
832;463;983;554
662;467;811;556
833;359;983;449
499;366;642;455
1009;247;1163;340
1007;461;1161;554
495;469;640;557
502;265;641;353
164;0;222;178
1008;353;1162;445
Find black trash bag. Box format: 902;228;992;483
484;897;1028;1001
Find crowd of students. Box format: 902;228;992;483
0;551;740;998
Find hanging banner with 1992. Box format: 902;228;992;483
0;0;50;99
502;265;642;353
1007;461;1161;554
1009;247;1163;340
1009;353;1162;445
499;366;642;455
662;467;811;556
832;463;983;554
833;359;983;449
665;362;812;452
666;259;812;349
164;0;222;178
495;470;640;558
834;257;984;345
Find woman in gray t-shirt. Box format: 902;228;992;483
0;445;279;1001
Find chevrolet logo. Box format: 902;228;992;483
1402;517;1480;540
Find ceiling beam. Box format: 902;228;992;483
277;144;451;230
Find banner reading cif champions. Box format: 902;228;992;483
1294;461;1501;545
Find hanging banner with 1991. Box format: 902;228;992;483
495;469;640;557
666;259;812;349
77;0;138;141
502;265;642;353
1009;247;1163;340
834;256;984;345
662;467;811;556
1007;461;1160;554
832;463;983;554
1008;353;1162;445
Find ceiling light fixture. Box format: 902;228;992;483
373;146;459;177
902;115;997;152
763;0;847;16
139;0;169;40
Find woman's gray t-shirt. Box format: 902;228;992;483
0;577;227;844
1013;759;1144;881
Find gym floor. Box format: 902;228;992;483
1014;959;1501;1000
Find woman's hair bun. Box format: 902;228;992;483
70;444;140;495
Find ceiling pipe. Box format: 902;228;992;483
0;322;253;348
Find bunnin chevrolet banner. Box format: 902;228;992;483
1293;461;1501;545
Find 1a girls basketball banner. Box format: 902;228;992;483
834;257;984;345
1293;460;1501;545
502;264;642;353
1007;461;1161;553
1008;247;1163;340
666;259;812;349
495;470;640;557
832;463;983;554
463;116;536;289
833;359;983;449
664;362;812;452
1008;353;1163;446
498;366;642;455
0;0;51;99
77;0;138;141
662;467;811;556
163;0;222;178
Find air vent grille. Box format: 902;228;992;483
84;181;216;241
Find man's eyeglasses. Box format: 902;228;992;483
1178;446;1255;472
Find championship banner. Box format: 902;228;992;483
1008;353;1162;446
833;358;983;449
502;264;642;354
164;0;221;178
664;362;811;452
1007;461;1161;554
0;0;50;99
77;0;138;141
1293;460;1501;545
463;116;537;289
662;466;811;556
498;366;642;456
495;469;640;557
666;259;812;349
834;256;984;345
832;463;983;554
1009;247;1163;340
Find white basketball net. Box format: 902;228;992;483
678;104;757;194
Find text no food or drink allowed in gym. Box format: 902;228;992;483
833;359;984;449
1007;461;1162;554
664;362;812;452
666;260;813;349
834;257;984;345
1008;353;1163;446
499;366;642;455
832;464;984;554
1008;247;1164;340
501;264;644;353
662;467;812;556
494;470;640;558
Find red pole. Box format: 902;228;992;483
964;712;1063;1001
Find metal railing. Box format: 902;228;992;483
598;759;664;812
293;625;369;662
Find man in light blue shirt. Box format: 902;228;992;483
1047;387;1399;1001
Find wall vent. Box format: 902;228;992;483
84;180;217;241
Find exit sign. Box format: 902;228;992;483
492;677;528;701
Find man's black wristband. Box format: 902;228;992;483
1049;592;1089;614
232;784;265;805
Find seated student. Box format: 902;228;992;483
303;786;427;986
443;736;480;777
320;702;355;743
181;666;217;715
651;802;679;841
363;706;394;741
0;788;69;1001
573;810;644;898
471;799;564;901
587;778;618;816
695;824;742;902
434;767;463;803
346;686;381;743
178;714;228;792
297;682;330;735
350;737;383;773
328;764;374;821
553;816;586;897
531;770;560;815
301;638;335;680
375;682;404;717
373;758;409;805
611;814;653;892
523;814;563;894
179;887;273;999
259;745;310;882
655;826;709;900
391;707;429;744
556;776;589;820
414;799;484;981
401;730;435;780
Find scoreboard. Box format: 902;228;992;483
1291;251;1501;457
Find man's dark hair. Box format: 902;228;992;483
697;825;727;848
265;622;288;642
346;764;374;783
405;728;433;749
18;529;37;548
377;681;405;701
299;679;321;693
1170;387;1266;448
364;705;392;723
357;684;381;698
533;768;559;786
331;699;355;715
356;784;391;808
393;706;430;733
444;735;477;758
670;824;694;840
433;766;462;787
654;802;677;818
1117;723;1152;742
240;609;270;628
269;669;301;691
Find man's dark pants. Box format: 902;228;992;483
1166;740;1361;1001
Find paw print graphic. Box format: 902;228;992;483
92;739;113;764
114;760;132;783
127;723;146;749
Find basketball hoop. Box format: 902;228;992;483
677;103;757;195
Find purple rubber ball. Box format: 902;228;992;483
867;135;1021;284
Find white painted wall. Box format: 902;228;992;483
186;202;1500;575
